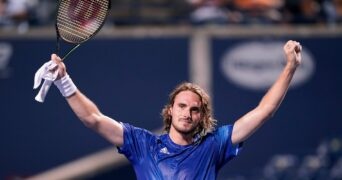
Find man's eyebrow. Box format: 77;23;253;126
177;102;186;106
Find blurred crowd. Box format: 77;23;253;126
0;0;55;33
187;0;342;25
228;137;342;180
1;0;342;33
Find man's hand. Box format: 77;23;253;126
33;54;69;102
283;40;302;68
33;54;65;89
50;54;67;80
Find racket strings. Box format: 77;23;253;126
58;3;104;32
57;20;93;41
57;0;109;43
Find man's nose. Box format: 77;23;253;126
182;109;192;119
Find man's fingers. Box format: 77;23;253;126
47;61;58;71
51;54;62;63
285;40;302;52
294;42;302;53
49;54;63;72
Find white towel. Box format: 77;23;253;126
33;60;58;89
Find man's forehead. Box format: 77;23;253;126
174;91;201;105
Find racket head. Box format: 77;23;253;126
56;0;111;44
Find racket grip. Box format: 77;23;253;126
35;80;53;103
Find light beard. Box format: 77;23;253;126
175;127;194;136
171;121;198;137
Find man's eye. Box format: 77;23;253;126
190;107;200;113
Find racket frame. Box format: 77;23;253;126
35;0;111;102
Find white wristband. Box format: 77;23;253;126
54;74;77;97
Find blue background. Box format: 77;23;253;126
0;35;341;179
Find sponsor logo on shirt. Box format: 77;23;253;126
160;147;170;155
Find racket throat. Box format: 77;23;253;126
62;44;81;61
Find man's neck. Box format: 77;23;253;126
169;129;193;146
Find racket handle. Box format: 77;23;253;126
35;80;53;103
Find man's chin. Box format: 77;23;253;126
177;127;196;135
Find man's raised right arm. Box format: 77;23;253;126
51;54;124;147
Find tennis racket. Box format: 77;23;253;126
35;0;111;102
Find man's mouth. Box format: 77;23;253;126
180;118;192;124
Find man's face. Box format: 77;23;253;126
169;90;202;135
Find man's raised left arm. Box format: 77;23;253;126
231;40;302;145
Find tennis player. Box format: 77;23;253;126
35;40;302;179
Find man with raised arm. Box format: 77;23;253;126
35;40;302;179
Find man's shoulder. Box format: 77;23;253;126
121;123;156;137
210;124;234;134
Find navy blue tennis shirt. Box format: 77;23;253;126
118;123;242;179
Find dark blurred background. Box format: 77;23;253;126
1;0;342;179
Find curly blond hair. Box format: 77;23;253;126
161;82;216;137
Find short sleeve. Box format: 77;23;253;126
117;123;154;163
216;125;243;167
